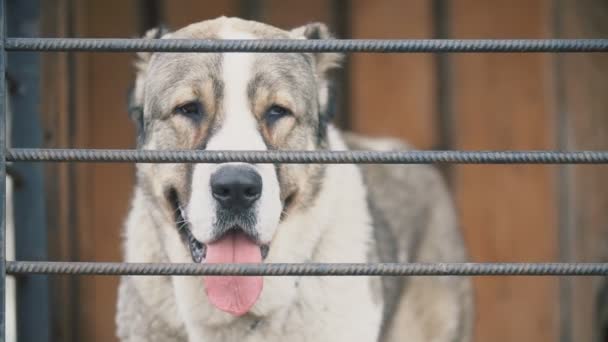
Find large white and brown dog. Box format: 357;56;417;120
116;17;472;342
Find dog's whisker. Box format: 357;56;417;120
177;205;189;219
177;222;189;232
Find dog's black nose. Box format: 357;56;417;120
211;165;263;210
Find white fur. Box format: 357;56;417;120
174;125;383;340
120;17;471;342
139;25;383;339
171;25;382;339
129;125;384;340
187;27;281;245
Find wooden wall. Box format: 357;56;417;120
38;1;608;341
450;1;559;341
45;1;141;341
350;0;438;149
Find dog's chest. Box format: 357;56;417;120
187;276;382;342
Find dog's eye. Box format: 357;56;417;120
264;105;292;125
175;101;203;119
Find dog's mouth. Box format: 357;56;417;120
168;188;267;316
168;188;269;263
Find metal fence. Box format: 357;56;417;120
2;0;608;339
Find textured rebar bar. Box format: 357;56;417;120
6;261;608;276
0;0;6;336
6;148;608;164
5;38;608;53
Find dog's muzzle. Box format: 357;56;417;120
169;164;270;264
170;164;275;316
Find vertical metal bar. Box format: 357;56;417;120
5;0;50;341
0;0;6;341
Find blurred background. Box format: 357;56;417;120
4;0;608;341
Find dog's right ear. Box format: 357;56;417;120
129;26;170;145
290;23;342;135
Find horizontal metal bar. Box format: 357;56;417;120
5;38;608;53
6;148;608;164
6;261;608;276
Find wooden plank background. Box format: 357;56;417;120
350;0;438;149
38;1;608;341
69;2;139;341
450;1;559;341
559;1;608;341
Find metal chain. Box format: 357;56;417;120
7;261;608;276
6;148;608;164
6;38;608;53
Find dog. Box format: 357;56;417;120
116;17;473;342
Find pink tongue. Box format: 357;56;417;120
203;232;263;316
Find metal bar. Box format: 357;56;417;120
5;148;608;164
5;38;608;53
6;1;50;341
0;0;6;339
6;261;608;276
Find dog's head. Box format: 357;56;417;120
130;17;341;317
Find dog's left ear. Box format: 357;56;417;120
290;23;342;126
130;25;170;145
